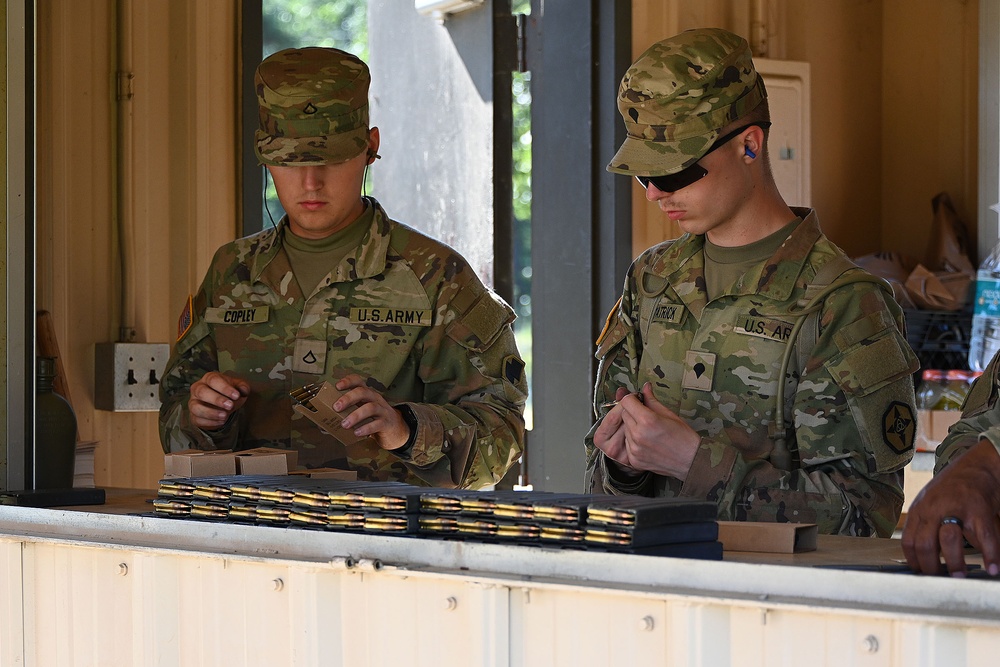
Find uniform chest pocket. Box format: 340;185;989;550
709;311;797;380
327;304;432;375
209;303;294;374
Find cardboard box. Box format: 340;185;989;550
717;521;818;554
288;467;358;481
289;382;378;448
915;409;961;452
164;449;236;478
235;447;298;475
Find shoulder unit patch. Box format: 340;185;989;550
882;401;915;454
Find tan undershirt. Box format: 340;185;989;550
283;201;374;296
703;218;802;300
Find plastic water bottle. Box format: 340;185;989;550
969;239;1000;371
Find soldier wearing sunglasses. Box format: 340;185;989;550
585;28;918;537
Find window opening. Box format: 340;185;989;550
511;0;532;432
261;0;369;224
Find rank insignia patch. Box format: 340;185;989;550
177;294;193;341
882;401;915;454
682;350;716;392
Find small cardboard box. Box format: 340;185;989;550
289;382;378;448
164;449;236;478
717;521;818;554
235;447;299;475
288;467;358;481
915;409;962;452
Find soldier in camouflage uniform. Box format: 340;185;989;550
903;353;1000;576
585;28;918;537
159;47;527;489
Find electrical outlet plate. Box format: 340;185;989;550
95;342;171;412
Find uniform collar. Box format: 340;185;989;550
647;207;822;309
247;196;393;284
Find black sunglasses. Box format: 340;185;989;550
635;122;771;193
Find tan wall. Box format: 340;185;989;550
36;0;239;489
630;0;978;263
880;1;979;264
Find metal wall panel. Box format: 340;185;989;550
21;542;134;665
2;536;1000;666
4;507;1000;667
0;539;25;666
510;587;668;666
341;572;509;667
9;538;1000;667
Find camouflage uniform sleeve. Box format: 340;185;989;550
584;268;645;495
681;279;918;537
936;351;1000;473
397;278;527;490
158;267;245;454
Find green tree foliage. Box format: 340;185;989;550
263;0;367;59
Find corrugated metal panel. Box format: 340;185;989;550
0;539;25;666
21;542;134;666
10;539;1000;667
6;504;1000;624
5;502;1000;667
3;537;1000;666
340;573;509;667
510;587;668;665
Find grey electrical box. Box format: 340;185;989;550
95;342;171;412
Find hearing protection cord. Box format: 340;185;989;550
263;166;278;229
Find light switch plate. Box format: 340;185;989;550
95;342;171;412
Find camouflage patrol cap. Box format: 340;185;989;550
254;47;371;166
608;28;767;177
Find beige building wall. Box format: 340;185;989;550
630;0;978;264
35;0;239;489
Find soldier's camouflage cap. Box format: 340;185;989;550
255;47;371;166
608;27;767;177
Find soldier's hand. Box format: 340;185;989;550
617;382;700;479
188;371;250;431
335;374;411;451
901;439;1000;577
593;386;643;475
